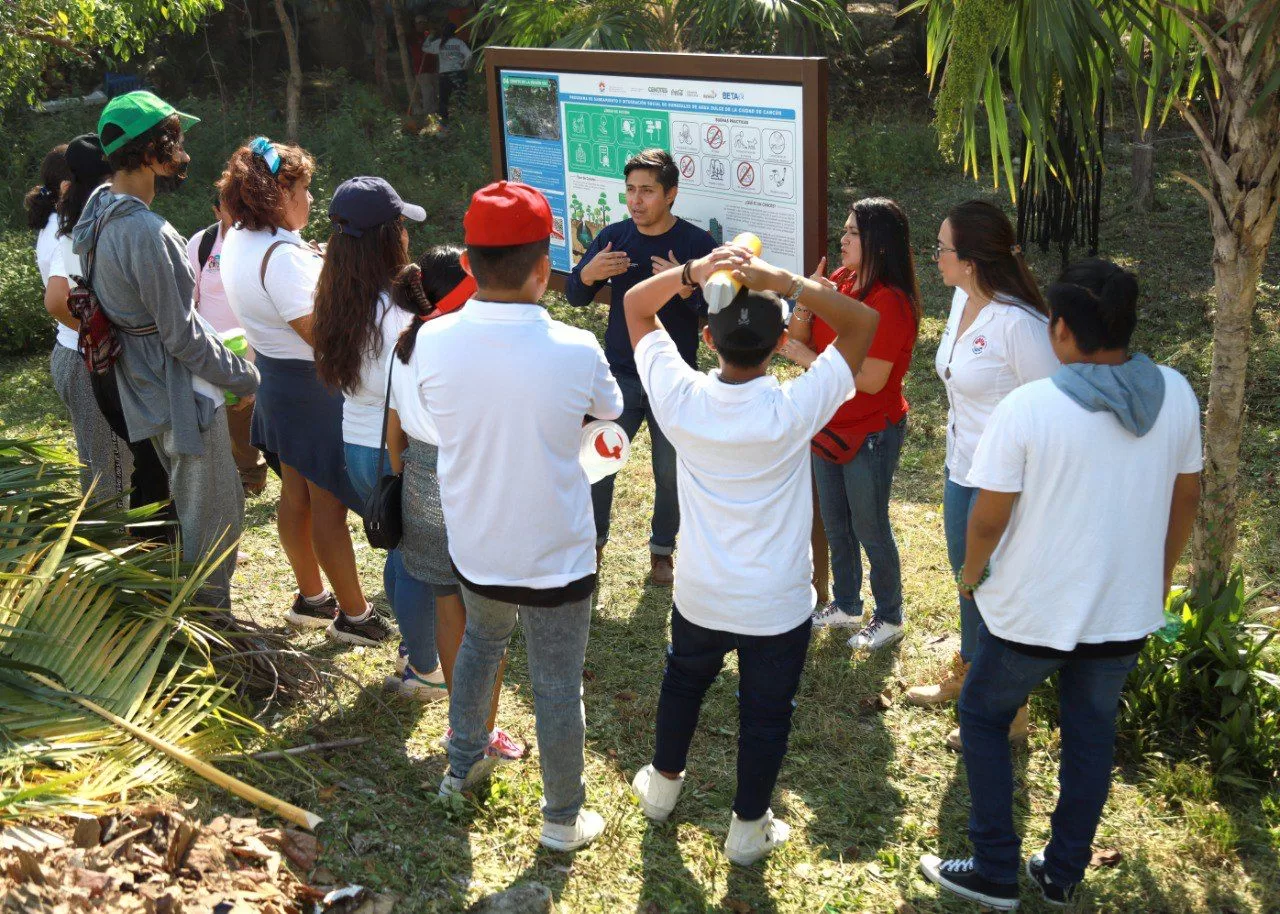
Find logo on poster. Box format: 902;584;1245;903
722;91;744;100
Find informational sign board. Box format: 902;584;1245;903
484;49;827;289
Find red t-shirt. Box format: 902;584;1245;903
809;270;918;463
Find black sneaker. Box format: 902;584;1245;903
328;610;394;646
920;855;1020;910
285;592;338;629
1027;851;1076;907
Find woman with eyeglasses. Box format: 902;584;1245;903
781;198;921;655
905;200;1059;751
219;139;390;646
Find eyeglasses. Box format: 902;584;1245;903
931;242;957;261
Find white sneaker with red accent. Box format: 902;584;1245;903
438;727;526;763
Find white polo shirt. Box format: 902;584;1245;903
934;288;1059;486
220;226;319;361
395;298;623;589
968;367;1203;651
636;328;855;636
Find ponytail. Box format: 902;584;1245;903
393;246;468;364
394;264;431;364
24;144;69;230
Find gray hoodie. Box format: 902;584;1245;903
74;188;259;455
1051;352;1166;437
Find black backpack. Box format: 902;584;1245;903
196;222;219;273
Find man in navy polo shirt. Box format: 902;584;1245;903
566;149;716;585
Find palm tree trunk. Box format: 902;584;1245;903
390;0;419;113
369;0;391;98
1130;122;1155;210
1182;5;1280;591
271;0;302;143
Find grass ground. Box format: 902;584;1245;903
0;89;1277;912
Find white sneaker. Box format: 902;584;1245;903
849;618;905;652
539;809;605;851
811;602;862;628
437;754;500;798
630;764;684;822
384;663;448;702
724;809;790;866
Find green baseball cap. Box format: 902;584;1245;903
97;91;199;156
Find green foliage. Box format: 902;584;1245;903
0;0;223;109
826;117;947;192
0;233;51;356
470;0;859;55
1120;569;1280;789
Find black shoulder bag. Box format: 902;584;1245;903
363;356;403;549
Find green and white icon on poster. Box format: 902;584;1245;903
591;114;615;142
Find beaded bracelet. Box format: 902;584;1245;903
679;260;695;289
956;564;991;593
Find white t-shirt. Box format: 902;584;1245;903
394;299;622;589
36;212;59;287
344;294;415;448
426;37;471;73
636;329;855;636
46;234;84;351
967;366;1203;651
934;288;1059;486
220;226;319;360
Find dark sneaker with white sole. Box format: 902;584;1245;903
1027;852;1075;907
285;592;338;629
920;855;1020;910
328;610;394;646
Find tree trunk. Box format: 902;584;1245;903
369;0;391;98
272;0;302;143
1182;3;1280;591
1130;121;1155;211
390;0;418;113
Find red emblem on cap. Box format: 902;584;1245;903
594;430;623;460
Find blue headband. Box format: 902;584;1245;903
249;136;281;175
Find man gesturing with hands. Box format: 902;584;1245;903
565;149;715;585
624;243;879;866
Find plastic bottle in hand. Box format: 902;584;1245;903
221;329;249;405
702;232;762;314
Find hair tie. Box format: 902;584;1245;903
249;136;282;175
1010;244;1023;256
38;186;54;198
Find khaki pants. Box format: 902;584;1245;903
416;73;439;115
226;400;267;492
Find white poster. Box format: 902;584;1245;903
498;69;807;276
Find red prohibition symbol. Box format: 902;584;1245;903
679;155;696;177
737;161;755;186
705;125;724;149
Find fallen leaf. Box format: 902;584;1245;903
582;669;596;682
317;786;338;802
895;903;917;914
1090;848;1123;868
841;844;861;860
73;817;103;849
279;829;320;872
725;900;753;914
877;691;893;710
614;691;637;702
71;867;111;896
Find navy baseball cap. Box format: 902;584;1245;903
707;287;786;351
329;176;426;237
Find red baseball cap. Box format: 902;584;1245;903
464;181;564;246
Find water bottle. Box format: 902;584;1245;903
703;232;762;314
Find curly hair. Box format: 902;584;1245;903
217;139;315;233
24;144;68;230
104;115;184;174
312;219;410;394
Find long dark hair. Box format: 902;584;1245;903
57;134;113;237
1048;258;1140;354
851;197;921;326
947;200;1047;316
313;218;410;394
24;144;68;230
395;246;468;364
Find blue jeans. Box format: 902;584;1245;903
943;470;982;661
449;585;593;824
344;443;438;673
653;606;813;821
959;624;1140;887
591;371;678;555
811;418;906;624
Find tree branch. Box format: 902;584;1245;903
1172;169;1230;228
14;28;94;60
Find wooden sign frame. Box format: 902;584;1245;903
484;47;828;297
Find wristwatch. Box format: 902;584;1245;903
785;273;805;301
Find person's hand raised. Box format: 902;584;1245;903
581;242;631;285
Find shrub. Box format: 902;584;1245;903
0;232;51;354
1119;569;1280;789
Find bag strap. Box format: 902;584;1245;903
259;239;302;289
82;196;127;289
197;223;219;271
376;354;397;480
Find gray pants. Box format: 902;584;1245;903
50;344;132;506
449;585;592;824
152;408;244;607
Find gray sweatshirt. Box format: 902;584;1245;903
1051;353;1166;437
74;188;259;455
